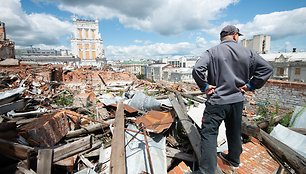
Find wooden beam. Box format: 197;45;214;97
0;121;16;131
157;84;205;103
79;155;95;168
175;92;188;113
17;166;37;174
37;149;53;174
53;135;92;162
288;128;306;135
66;123;108;138
166;146;196;162
168;94;201;161
241;116;260;138
98;74;107;86
0;99;26;115
0;138;34;160
260;129;306;173
110;101;125;174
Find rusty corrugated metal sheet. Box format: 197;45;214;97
110;103;138;113
18;111;70;147
218;137;279;174
134;110;174;133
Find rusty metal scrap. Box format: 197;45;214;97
134;110;174;133
18;110;70;147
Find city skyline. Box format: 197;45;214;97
1;0;306;59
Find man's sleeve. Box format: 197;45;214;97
192;51;210;92
248;52;273;90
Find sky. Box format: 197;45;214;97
1;0;306;59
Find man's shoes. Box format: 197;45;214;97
217;152;239;169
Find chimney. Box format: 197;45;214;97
293;48;297;53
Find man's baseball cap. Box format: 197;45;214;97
220;25;243;37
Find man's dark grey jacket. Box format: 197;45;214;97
192;40;273;105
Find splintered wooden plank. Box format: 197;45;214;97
53;135;92;162
110;101;125;174
37;149;53;174
260;129;306;173
169;94;201;161
65;123;106;138
0;138;34;160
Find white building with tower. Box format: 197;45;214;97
71;17;106;67
241;35;271;54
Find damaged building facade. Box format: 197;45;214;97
261;52;306;82
71;17;106;67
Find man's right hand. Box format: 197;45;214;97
205;85;216;94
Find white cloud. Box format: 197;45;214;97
47;0;239;35
0;0;72;47
105;36;219;59
239;7;306;40
195;37;208;48
106;42;193;58
3;0;305;58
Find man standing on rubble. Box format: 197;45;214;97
192;25;273;174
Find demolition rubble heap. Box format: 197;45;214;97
0;63;305;174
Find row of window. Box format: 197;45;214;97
78;43;96;49
78;29;96;39
79;51;96;60
276;67;301;76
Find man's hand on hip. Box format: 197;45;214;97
205;85;216;94
239;84;249;94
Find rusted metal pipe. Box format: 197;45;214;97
143;127;154;174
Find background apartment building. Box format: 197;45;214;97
241;35;271;54
162;56;197;68
71;17;105;66
261;51;306;82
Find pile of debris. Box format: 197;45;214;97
0;64;305;174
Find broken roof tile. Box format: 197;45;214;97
218;137;279;174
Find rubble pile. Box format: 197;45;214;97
0;64;305;174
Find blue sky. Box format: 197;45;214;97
1;0;306;59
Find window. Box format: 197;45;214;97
92;51;96;59
91;29;95;39
78;29;82;39
277;67;284;76
86;51;90;59
78;44;82;49
79;51;83;59
85;29;89;39
91;44;95;49
85;44;89;49
295;68;301;75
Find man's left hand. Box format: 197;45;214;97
239;84;249;94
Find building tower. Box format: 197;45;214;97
241;34;271;54
71;17;105;66
0;21;6;41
